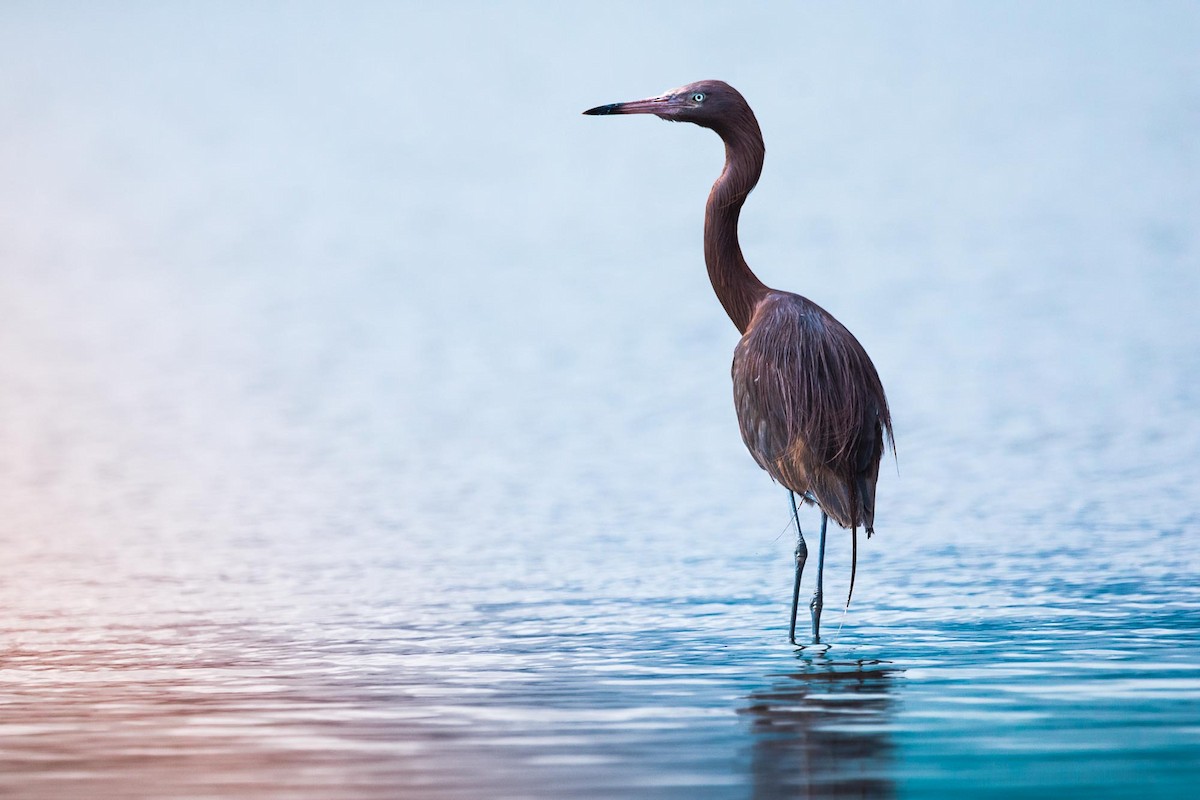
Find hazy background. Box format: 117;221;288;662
1;2;1198;797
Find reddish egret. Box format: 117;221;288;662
584;81;893;645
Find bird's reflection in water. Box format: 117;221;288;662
740;655;898;799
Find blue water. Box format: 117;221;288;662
1;2;1198;798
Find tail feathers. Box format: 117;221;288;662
856;473;876;537
847;525;857;608
806;472;876;534
846;473;859;610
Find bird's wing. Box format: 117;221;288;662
732;345;789;474
731;294;814;479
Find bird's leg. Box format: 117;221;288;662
788;491;807;645
810;512;828;644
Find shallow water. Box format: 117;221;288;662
2;2;1199;798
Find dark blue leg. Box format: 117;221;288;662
788;491;807;644
810;512;828;643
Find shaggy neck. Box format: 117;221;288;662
704;117;769;334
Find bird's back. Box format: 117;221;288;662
732;292;892;533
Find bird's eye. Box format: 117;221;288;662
692;92;706;103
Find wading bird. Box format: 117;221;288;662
584;81;893;644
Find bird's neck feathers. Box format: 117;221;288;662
704;112;769;335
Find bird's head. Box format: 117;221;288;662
583;80;749;131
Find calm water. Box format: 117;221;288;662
2;2;1198;798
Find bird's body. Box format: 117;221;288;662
585;80;892;644
733;291;887;533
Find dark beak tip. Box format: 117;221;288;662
582;103;619;116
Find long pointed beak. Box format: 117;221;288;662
582;94;673;116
